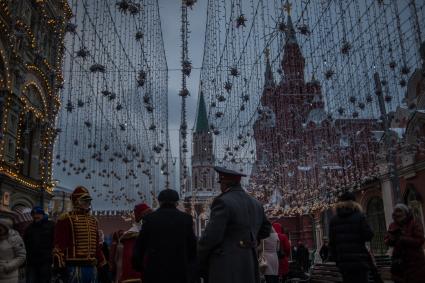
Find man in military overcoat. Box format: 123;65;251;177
198;167;271;283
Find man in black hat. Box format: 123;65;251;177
329;191;374;283
198;167;271;283
132;189;197;283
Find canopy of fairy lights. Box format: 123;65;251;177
54;0;173;211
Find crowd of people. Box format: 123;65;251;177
0;167;424;283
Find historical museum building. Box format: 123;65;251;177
0;0;71;210
251;11;425;256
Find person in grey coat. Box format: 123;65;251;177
198;166;271;283
0;216;26;283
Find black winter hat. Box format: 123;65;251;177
158;189;180;203
339;191;356;202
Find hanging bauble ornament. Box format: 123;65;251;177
366;95;373;103
224;81;232;93
137;70;147;87
298;24;310;35
108;93;117;101
352;112;359;118
389;61;396;69
179;88;190;97
116;0;130;13
358;102;365;110
215;112;224;118
184;0;197;9
128;2;141;15
217;95;226;102
135;31;144;41
341;41;351;55
240;104;245;111
210;102;216;107
236;14;247;28
65;100;74;112
230;67;239;77
401;66;410;75
325;69;334;80
399;79;406;87
182;60;192;76
349;96;356;104
337;107;345;115
76;47;89;59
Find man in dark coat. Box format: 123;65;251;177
296;241;309;272
198;166;271;283
132;189;197;283
319;237;329;262
23;206;55;283
329;191;373;283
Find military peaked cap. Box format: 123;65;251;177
214;166;247;177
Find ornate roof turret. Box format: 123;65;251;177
285;14;297;45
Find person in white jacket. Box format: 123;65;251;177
0;217;26;283
260;226;280;283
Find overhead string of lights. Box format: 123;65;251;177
54;0;171;210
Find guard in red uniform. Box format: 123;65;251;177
53;186;106;283
112;203;152;283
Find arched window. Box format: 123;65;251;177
18;84;44;179
405;184;424;229
366;197;387;255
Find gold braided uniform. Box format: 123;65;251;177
53;211;105;267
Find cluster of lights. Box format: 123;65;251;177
0;165;40;189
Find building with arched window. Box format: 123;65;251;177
0;1;71;211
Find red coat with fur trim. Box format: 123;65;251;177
272;223;290;276
113;227;142;282
385;216;425;283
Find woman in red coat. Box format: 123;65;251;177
272;223;291;282
385;203;425;283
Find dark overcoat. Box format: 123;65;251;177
198;185;271;283
23;218;55;266
329;200;374;271
132;206;197;283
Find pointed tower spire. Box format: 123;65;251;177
194;91;209;133
281;0;305;83
285;14;297;45
264;48;275;90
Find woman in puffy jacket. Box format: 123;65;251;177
385;203;425;283
0;217;26;283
